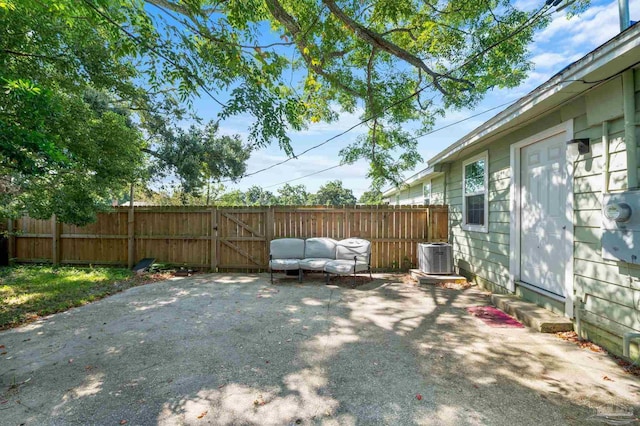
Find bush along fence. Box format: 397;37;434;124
6;205;448;272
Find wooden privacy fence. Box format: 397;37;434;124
7;205;448;271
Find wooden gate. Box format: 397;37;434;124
214;208;269;270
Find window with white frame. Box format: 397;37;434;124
423;181;431;205
462;151;488;232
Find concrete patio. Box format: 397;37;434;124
0;273;638;425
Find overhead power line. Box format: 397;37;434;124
410;99;519;142
263;163;347;189
261;97;522;189
262;52;640;191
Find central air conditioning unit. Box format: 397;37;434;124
418;243;453;275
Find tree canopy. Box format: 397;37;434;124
1;0;587;223
144;121;250;195
137;0;584;187
311;180;356;205
130;181;368;206
0;0;251;224
277;184;310;205
359;189;383;205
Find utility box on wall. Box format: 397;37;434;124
601;190;640;264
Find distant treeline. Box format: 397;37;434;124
123;181;384;206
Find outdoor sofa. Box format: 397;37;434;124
269;237;372;284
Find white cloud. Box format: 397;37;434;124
530;52;569;70
514;0;542;12
536;2;626;49
225;148;369;193
246;150;336;173
508;1;640;95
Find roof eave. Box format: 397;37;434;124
382;168;445;197
427;23;640;166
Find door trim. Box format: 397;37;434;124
509;120;574;318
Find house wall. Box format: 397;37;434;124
434;71;640;358
386;175;447;206
571;73;640;357
431;176;446;205
388;180;426;205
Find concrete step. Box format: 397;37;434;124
491;294;573;333
409;269;468;285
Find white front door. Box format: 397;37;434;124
520;133;570;297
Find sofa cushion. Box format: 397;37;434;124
269;259;300;271
335;238;371;262
324;259;369;274
270;238;305;260
304;237;337;259
299;258;333;271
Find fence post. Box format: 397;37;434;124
127;193;135;269
265;206;274;264
210;207;218;271
426;207;432;242
442;206;449;241
7;219;16;261
52;215;61;265
343;206;349;238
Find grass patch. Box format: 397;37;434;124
0;265;169;329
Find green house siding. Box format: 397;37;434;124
387;175;448;206
442;136;514;292
431;176;445;205
433;71;640;358
391;182;422;205
571;74;640;359
409;183;423;202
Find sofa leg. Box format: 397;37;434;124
325;272;330;285
369;269;372;281
270;269;273;284
298;269;303;282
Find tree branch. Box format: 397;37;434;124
144;0;222;16
81;0;226;107
381;27;418;39
147;1;295;50
321;0;473;95
141;147;160;158
264;0;362;98
1;49;67;61
366;47;377;159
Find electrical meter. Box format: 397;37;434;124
603;202;632;222
601;191;639;264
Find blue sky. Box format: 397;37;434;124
189;0;639;198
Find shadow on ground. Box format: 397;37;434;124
1;273;638;425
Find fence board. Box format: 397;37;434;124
12;205;447;271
